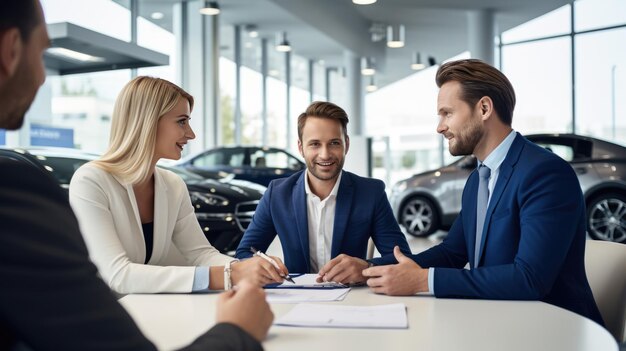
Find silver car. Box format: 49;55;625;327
389;134;626;244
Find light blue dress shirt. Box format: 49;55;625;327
427;130;516;294
193;267;210;292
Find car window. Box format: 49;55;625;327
37;156;89;184
534;143;575;162
193;149;244;168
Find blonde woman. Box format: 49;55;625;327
69;76;287;294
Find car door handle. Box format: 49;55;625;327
574;167;587;175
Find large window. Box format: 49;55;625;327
42;0;131;42
501;5;570;44
240;36;263;146
499;0;626;146
574;0;626;32
266;47;287;149
501;37;572;134
575;28;626;143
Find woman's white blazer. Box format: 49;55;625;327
69;163;233;294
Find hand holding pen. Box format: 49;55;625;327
250;247;295;283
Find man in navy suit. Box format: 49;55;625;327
236;101;410;284
363;59;603;325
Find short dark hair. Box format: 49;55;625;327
0;0;40;41
297;101;349;140
436;59;516;126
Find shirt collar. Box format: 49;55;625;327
304;170;343;199
479;129;516;171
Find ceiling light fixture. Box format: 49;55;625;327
150;12;164;20
46;47;105;63
387;24;405;48
353;0;377;5
199;1;220;16
411;52;425;70
275;32;291;52
245;24;258;38
361;57;375;76
366;76;378;92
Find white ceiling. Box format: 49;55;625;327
131;0;571;89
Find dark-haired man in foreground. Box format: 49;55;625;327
0;1;272;350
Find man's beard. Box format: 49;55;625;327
0;60;35;130
449;116;484;156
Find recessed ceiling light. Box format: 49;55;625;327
353;0;377;5
150;12;164;20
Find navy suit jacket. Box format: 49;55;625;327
411;133;603;325
235;170;411;273
0;160;261;351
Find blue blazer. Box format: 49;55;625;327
411;133;603;325
235;170;411;273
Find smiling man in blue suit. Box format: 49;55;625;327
363;59;603;325
236;101;410;284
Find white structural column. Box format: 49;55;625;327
285;51;292;150
467;9;496;65
261;38;269;146
174;1;220;154
343;50;363;136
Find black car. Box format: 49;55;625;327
390;134;626;243
0;147;264;252
175;146;305;186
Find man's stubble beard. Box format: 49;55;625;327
449;116;484;156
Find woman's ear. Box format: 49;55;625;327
0;28;22;78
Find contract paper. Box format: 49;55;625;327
275;303;408;329
266;274;347;289
265;288;350;303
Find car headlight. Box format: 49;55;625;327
190;191;229;206
392;182;407;194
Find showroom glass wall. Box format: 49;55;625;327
367;0;626;188
2;0;331;160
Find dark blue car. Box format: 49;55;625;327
175;146;305;186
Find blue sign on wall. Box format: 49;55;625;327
0;129;5;145
30;124;74;148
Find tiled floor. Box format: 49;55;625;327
265;229;446;261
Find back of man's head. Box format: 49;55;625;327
0;0;39;41
436;59;516;126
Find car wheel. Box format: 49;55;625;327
399;196;439;237
587;192;626;244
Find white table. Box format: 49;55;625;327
120;287;617;351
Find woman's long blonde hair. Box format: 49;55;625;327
92;76;194;185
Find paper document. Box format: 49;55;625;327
265;288;350;303
275;303;408;329
265;274;347;289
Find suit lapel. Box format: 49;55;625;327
114;174;145;261
331;173;353;258
476;133;524;266
292;172;310;271
151;169;168;264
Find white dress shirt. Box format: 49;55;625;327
305;170;342;273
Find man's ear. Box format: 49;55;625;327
345;135;350;155
0;29;23;78
477;96;494;121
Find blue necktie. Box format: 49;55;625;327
474;165;491;268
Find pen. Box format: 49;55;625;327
250;247;296;283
